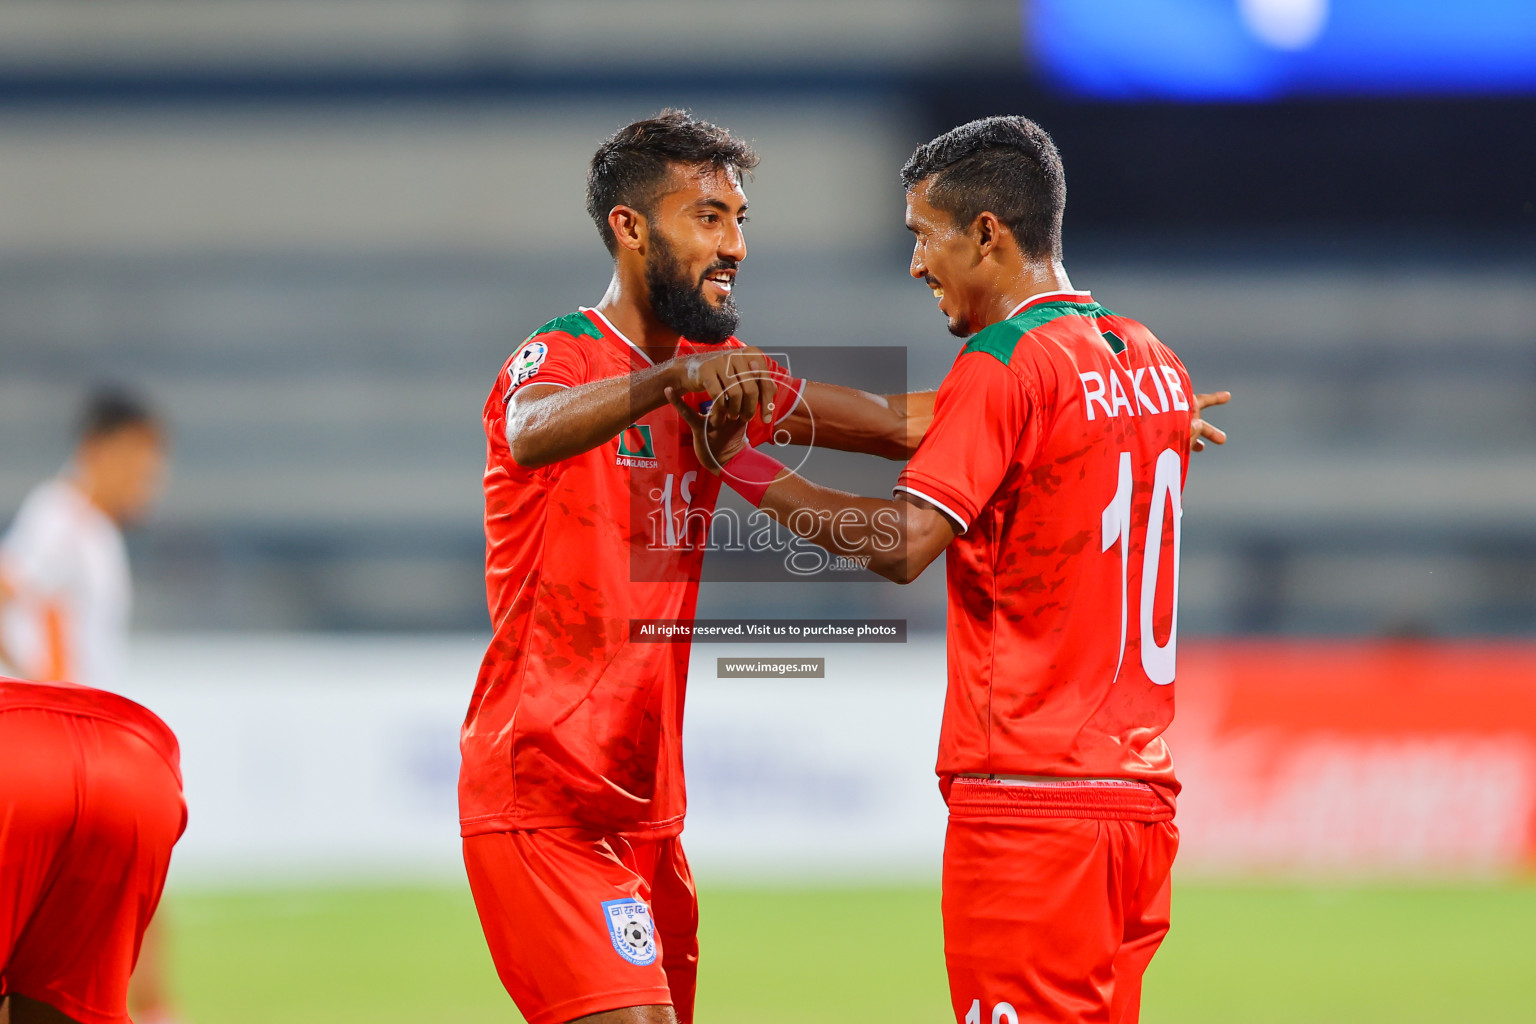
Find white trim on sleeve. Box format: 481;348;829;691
893;483;969;533
504;380;571;405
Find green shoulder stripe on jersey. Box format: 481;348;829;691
962;300;1115;365
529;311;603;343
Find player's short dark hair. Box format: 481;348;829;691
900;116;1066;261
77;385;159;442
586;109;759;256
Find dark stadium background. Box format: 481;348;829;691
1;2;1530;639
0;3;1532;1022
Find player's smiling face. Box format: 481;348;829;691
641;164;749;343
906;179;984;338
652;168;747;288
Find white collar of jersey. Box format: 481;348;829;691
1005;289;1095;320
581;306;655;366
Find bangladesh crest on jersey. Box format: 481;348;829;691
616;423;657;467
601;898;658;966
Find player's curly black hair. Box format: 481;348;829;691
586;109;760;256
900;116;1066;261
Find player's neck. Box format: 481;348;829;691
989;260;1077;326
63;468;119;525
594;272;684;362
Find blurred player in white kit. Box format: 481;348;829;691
0;387;183;1024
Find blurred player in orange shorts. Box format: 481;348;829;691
0;388;186;1024
672;116;1227;1023
0;676;186;1024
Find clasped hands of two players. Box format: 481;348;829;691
664;346;776;473
664;347;1234;474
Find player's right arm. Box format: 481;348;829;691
666;350;1023;584
0;497;71;678
505;344;779;469
0;569;17;673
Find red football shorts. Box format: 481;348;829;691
941;778;1179;1024
0;706;186;1024
464;828;699;1024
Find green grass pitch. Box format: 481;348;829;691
164;880;1536;1023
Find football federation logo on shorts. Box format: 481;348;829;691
600;897;658;966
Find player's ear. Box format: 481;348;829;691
971;212;1000;257
608;205;647;253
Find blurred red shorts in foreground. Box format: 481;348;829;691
0;680;185;1024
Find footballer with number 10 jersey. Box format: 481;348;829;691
897;289;1189;801
896;289;1190;1023
669;115;1227;1024
703;287;1192;1024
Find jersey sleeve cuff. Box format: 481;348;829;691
773;377;806;423
893;479;973;533
504;378;576;404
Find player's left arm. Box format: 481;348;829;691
777;382;1221;458
772;382;936;460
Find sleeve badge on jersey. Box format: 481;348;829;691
601;897;658;966
507;340;550;393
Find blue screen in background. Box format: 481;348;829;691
1029;0;1536;100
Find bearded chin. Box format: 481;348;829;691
645;237;740;345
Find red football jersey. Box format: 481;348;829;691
896;291;1192;798
461;308;801;837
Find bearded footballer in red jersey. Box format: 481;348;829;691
672;116;1229;1024
461;110;951;1024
